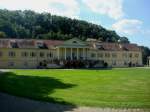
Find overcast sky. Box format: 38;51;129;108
0;0;150;48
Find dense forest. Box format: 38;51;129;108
0;9;150;64
0;9;129;43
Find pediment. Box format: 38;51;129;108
63;38;87;46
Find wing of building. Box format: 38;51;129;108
0;38;143;68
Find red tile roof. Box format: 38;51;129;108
0;39;10;48
0;39;64;49
0;39;141;51
94;42;140;51
122;43;140;51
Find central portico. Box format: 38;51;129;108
56;38;89;60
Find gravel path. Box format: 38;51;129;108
0;92;150;112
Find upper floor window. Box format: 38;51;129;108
21;52;28;57
112;53;117;58
9;51;15;57
105;53;110;58
98;53;103;58
40;52;45;57
30;52;36;57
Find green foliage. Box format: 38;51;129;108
0;31;7;38
0;68;150;108
141;46;150;64
0;9;129;43
119;36;130;43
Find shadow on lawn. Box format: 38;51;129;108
0;72;77;112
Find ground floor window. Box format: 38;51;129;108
124;61;128;65
8;62;14;67
24;62;28;67
0;51;2;57
91;53;96;58
112;60;116;65
47;52;53;58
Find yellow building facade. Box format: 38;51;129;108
0;38;143;68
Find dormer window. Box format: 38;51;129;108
37;42;48;49
37;42;43;47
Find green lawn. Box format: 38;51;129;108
0;68;150;108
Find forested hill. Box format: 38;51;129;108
0;9;129;43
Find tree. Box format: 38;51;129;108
119;37;129;43
141;46;150;65
0;9;126;42
0;31;6;38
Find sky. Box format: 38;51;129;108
0;0;150;48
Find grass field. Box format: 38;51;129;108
0;68;150;108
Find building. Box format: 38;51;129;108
0;38;143;68
147;56;150;67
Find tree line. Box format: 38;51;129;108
0;9;129;43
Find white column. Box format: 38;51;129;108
57;48;60;60
83;48;85;60
77;48;79;60
85;48;87;60
65;48;66;60
71;48;72;60
96;52;98;60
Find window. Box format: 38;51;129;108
9;51;15;57
24;62;28;67
112;60;116;65
124;61;127;65
40;52;45;57
30;52;36;57
47;52;53;58
122;53;127;58
135;53;139;58
0;52;3;57
105;53;110;58
21;52;28;57
98;53;103;58
129;53;132;58
8;62;14;66
112;53;117;58
91;53;96;58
